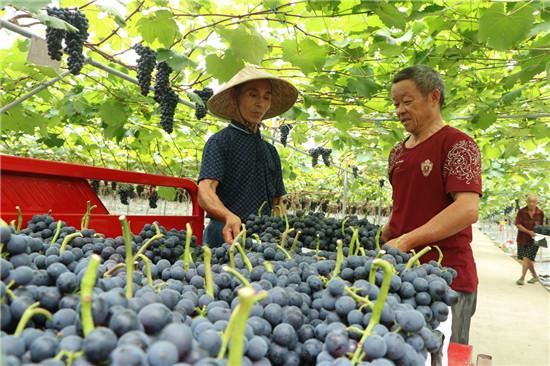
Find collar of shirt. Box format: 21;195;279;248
230;120;262;136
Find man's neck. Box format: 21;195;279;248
411;117;445;142
233;116;259;133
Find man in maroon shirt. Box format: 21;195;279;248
382;65;482;345
515;195;545;285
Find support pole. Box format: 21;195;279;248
0;71;71;113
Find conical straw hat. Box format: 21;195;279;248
207;65;299;120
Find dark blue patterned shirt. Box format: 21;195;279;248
198;120;286;220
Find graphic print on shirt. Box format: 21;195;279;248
388;143;404;177
420;159;433;177
443;139;482;185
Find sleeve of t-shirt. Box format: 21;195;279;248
273;149;287;197
514;211;522;226
198;137;225;183
443;136;483;195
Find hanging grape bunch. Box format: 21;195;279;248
110;181;117;190
117;184;135;205
279;123;292;146
379;178;385;188
153;62;179;133
64;8;89;75
90;180;100;194
309;147;321;167
136;184;145;197
352;165;359;178
134;44;156;96
149;190;159;209
193;88;213;120
45;8;65;61
44;7;89;75
319;147;332;167
160;88;178;134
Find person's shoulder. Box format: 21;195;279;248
442;125;475;142
207;126;234;141
536;207;545;215
389;140;405;156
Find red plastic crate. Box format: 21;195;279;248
449;342;474;366
0;154;204;243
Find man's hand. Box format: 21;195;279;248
223;214;241;244
385;234;410;252
529;230;536;238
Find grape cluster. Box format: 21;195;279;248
110;181;117;190
136;184;145;197
45;7;89;75
535;225;550;235
309;148;320;167
352;166;358;178
309;147;332;167
153;62;179;133
279;124;292;146
379;179;385;188
117;184;135;205
148;191;159;209
134;44;156;96
193;88;213;120
319;147;332;167
160;88;178;134
90;180;100;194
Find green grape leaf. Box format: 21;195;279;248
205;50;244;82
0;0;51;12
100;99;128;141
98;5;126;27
136;10;178;48
478;3;534;50
346;78;382;98
158;186;176;201
33;13;79;32
156;49;197;71
281;38;326;74
217;25;268;65
471;109;496;130
38;134;65;147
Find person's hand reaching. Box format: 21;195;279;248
223;214;241;244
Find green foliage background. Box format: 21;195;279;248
1;0;549;217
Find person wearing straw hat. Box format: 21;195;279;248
197;65;298;247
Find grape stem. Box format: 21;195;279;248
352;259;393;364
315;234;320;257
240;224;247;250
374;225;383;250
134;232;164;258
103;263;126;277
234;242;253;272
119;216;134;300
349;227;358;257
183;223;193;271
229;244;236;268
50;220;63;245
252;233;262;246
331;239;344;279
14;302;52;336
405;246;432;270
341;217;349;237
263;261;273;273
290;230;302;253
15;205;22;233
80;200;97;230
345;286;373;309
136;254;153;287
59;232;83;254
276;244;292;260
280;227;295;248
227;288;267;365
223;265;251;288
202;245;214;298
434;245;444;264
80;254;101;337
257;201;268;217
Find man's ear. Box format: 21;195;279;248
431;89;441;106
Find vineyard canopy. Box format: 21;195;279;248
0;0;549;217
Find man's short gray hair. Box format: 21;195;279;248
392;65;446;108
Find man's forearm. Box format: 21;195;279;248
516;224;532;235
198;190;236;223
400;200;478;252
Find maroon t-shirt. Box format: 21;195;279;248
515;207;544;246
388;125;482;293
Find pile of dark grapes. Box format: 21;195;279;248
1;209;460;366
45;7;89;75
193;88;213;120
134;44;156;96
117;184;135;205
279;124;292;146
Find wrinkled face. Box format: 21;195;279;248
391;79;440;134
235;79;272;124
527;196;538;209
